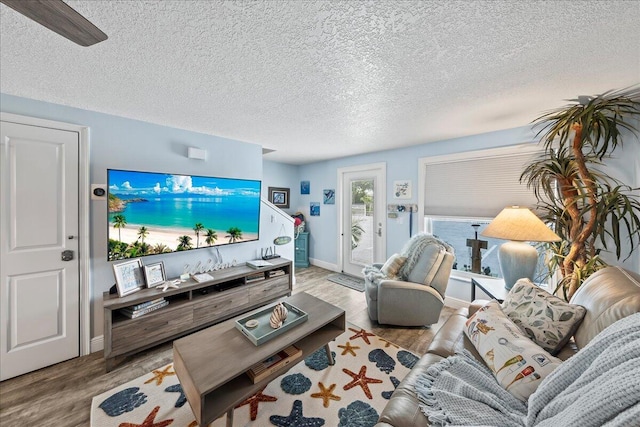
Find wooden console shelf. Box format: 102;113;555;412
103;258;292;371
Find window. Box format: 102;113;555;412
425;217;550;281
418;144;548;280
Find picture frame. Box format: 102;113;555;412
393;180;412;199
310;202;320;216
113;258;145;297
323;189;335;204
143;261;166;288
268;187;290;208
300;180;310;195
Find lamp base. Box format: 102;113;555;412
498;241;538;290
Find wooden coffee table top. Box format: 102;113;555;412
173;292;345;425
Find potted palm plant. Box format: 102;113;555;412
521;87;640;300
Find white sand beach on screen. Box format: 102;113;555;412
109;224;258;250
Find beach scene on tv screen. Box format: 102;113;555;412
108;170;260;261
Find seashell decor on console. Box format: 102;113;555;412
269;302;289;328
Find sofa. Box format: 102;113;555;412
375;266;640;427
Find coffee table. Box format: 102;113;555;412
173;292;346;427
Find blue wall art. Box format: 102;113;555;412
310;202;320;216
323;189;335;204
300;180;310;194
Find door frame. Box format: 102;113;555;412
1;112;91;357
336;162;386;274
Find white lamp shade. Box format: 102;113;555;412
481;206;560;242
482;206;559;289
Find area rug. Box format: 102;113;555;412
91;326;418;427
327;273;365;292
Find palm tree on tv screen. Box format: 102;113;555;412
152;243;171;254
177;235;193;251
193;223;205;248
137;226;149;244
205;229;218;246
226;227;243;243
113;214;127;241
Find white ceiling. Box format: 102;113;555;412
1;1;639;164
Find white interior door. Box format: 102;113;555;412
1;121;80;380
339;163;386;277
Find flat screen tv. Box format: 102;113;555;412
107;169;261;261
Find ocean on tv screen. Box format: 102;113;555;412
107;169;260;261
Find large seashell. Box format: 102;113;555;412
269;303;289;329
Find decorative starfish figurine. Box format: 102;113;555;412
119;405;172;427
235;388;277;420
348;327;375;345
156;280;180;292
269;399;325;427
144;365;175;386
378;338;399;348
337;341;360;356
310;382;341;408
342;365;383;399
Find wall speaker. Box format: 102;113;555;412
188;147;207;160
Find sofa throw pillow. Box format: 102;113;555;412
464;300;562;401
502;278;586;355
380;253;407;279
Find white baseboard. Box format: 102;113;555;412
309;258;339;272
91;335;104;353
444;296;468;310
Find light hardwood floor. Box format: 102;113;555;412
0;265;456;427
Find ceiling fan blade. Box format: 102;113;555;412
1;0;107;46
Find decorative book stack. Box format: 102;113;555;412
268;269;286;278
121;297;168;319
246;345;302;383
246;272;266;284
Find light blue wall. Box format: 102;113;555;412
295;126;538;267
1;93;275;338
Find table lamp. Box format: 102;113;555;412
481;206;560;290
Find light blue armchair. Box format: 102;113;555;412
364;235;455;326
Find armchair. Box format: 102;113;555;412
364;235;455;326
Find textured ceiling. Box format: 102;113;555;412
1;1;639;164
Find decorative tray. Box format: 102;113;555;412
235;301;308;346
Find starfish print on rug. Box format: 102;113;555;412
144;365;176;386
235;388;278;420
269;399;325;427
164;384;187;408
337;341;360;356
342;365;383;399
119;405;173;427
378;338;399;348
310;382;341;408
348;327;375;345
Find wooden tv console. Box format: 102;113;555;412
103;258;292;371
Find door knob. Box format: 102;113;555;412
61;250;74;261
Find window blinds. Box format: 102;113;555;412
423;148;542;218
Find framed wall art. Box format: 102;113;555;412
268;187;290;208
113;258;145;297
393;180;412;199
300;180;310;195
143;261;166;288
310;202;320;216
323;189;335;204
